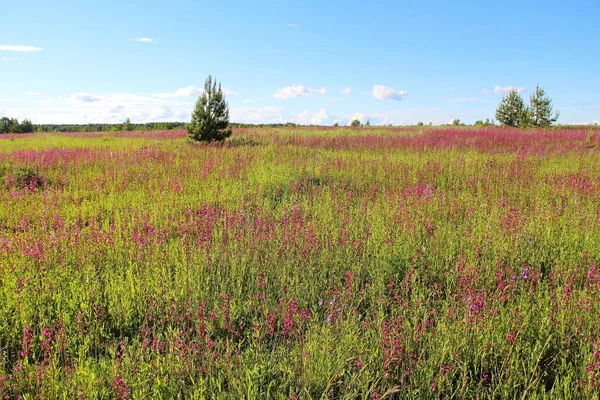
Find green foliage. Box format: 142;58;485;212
365;119;371;126
187;75;232;142
495;90;532;127
474;118;494;127
225;135;262;147
8;165;45;189
530;85;559;127
350;119;361;127
417;121;424;127
33;121;186;133
496;86;559;128
122;118;133;132
0;116;21;133
19;119;34;133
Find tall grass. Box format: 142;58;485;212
1;127;600;398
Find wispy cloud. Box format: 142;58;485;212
242;99;252;103
154;85;239;98
273;84;327;99
572;119;599;125
287;23;300;28
130;38;155;43
0;45;42;52
71;93;101;103
341;88;352;95
372;85;408;101
480;85;525;95
25;91;43;96
1;56;18;61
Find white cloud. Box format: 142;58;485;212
480;86;525;95
174;86;203;97
310;109;329;125
25;91;43;96
287;23;300;28
296;109;329;125
376;116;395;126
372;85;408;101
230;107;335;125
130;38;155;43
341;88;352;95
348;113;366;123
71;93;101;103
2;56;18;61
242;99;252;103
448;97;476;102
0;45;42;52
493;85;524;95
230;106;285;124
19;92;195;124
273;84;327;99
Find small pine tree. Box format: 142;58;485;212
495;90;532;128
529;85;559;127
187;75;231;142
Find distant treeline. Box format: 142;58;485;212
1;117;597;134
35;121;187;133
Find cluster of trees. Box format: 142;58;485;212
0;117;34;134
495;85;559;127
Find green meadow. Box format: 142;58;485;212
1;127;600;399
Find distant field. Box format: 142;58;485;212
1;127;600;398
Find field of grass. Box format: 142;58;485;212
1;126;600;399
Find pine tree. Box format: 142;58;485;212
495;90;532;127
187;75;231;142
529;85;559;127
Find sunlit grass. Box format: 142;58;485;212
1;126;600;398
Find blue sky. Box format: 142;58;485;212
1;0;599;125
